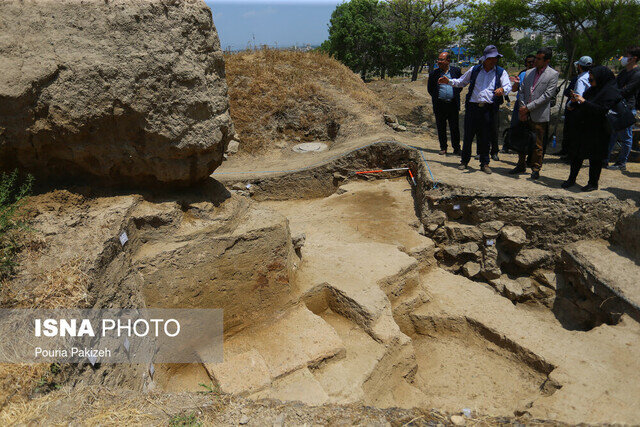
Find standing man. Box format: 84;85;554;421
510;47;559;180
503;55;536;153
438;45;511;174
608;47;640;170
428;52;462;155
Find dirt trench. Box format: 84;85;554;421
155;172;639;423
8;143;640;424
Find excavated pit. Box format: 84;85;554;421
14;142;640;423
206;156;640;423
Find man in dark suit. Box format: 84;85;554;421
428;52;462;155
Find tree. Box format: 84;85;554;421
323;0;389;79
385;0;461;81
515;34;544;58
532;0;640;72
460;0;531;64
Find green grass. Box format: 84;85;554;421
0;170;33;281
168;412;202;427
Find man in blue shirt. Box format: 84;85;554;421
439;45;512;174
428;52;462;155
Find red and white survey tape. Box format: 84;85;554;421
354;167;417;187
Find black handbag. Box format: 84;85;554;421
506;122;536;154
607;99;636;131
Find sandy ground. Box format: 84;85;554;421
261;179;640;423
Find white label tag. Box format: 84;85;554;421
453;204;460;210
123;337;130;352
149;363;155;378
486;239;495;246
88;355;97;366
119;231;128;246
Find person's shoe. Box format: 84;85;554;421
531;170;540;180
491;154;500;161
609;163;626;171
453;149;461;156
561;180;576;189
481;165;492;174
509;166;526;175
439;150;447;155
581;183;599;192
458;163;469;171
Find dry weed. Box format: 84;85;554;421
1;258;90;309
225;47;383;154
0;386;216;426
0;259;90;411
0;364;51;411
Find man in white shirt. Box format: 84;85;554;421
439;45;512;174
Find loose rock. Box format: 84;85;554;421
481;245;502;280
383;113;398;124
514;249;551;269
462;261;481;278
423;210;447;227
503;278;524;301
226;140;240;155
479;221;505;238
445;223;483;242
500;226;527;249
451;415;466;426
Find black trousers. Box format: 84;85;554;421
462;103;495;166
434;100;460;152
569;154;603;186
561;109;577;156
491;109;500;155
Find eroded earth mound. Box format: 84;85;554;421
0;0;234;186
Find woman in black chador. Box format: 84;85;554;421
562;65;622;192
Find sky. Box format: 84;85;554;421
206;1;342;51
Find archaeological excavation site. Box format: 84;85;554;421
0;0;639;425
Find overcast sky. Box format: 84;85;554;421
206;1;341;50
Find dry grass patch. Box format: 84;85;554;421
225;48;384;154
0;386;219;426
1;258;90;309
0;259;90;411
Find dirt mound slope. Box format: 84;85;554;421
367;78;434;128
225;48;385;154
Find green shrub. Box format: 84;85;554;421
0;170;33;280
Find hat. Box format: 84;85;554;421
480;45;503;62
574;56;593;67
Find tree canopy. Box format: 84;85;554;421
322;0;640;80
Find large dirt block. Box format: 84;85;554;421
0;0;233;186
